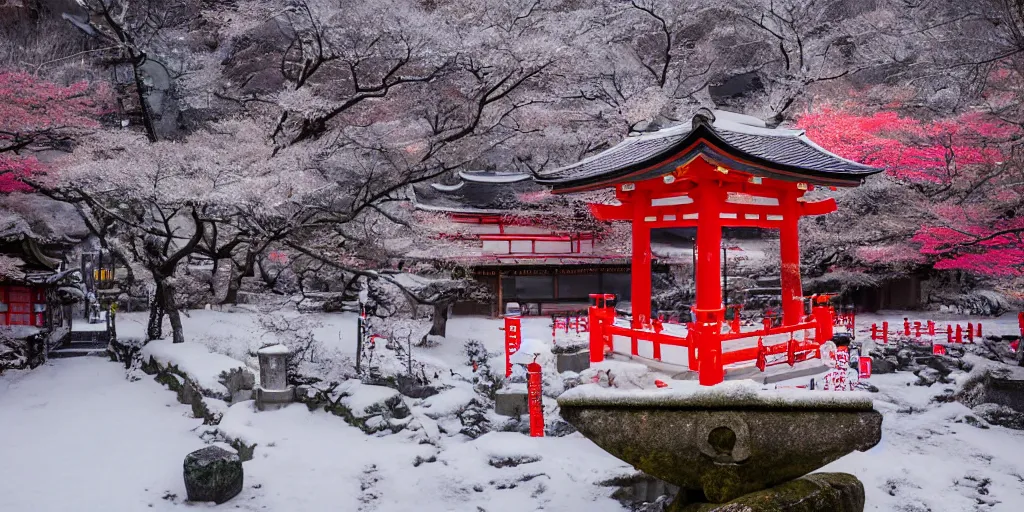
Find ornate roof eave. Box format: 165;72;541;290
537;111;883;194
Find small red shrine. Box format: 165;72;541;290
539;109;882;385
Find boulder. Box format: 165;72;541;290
558;384;882;503
870;356;897;374
678;473;865;512
914;367;942;386
956;362;1024;413
183;446;243;504
972;404;1024;430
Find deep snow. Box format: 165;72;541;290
2;309;1023;511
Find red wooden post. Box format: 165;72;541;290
504;316;522;378
694;187;725;386
779;193;804;326
914;321;922;338
588;294;613;363
967;322;974;342
871;323;878;341
955;324;963;344
859;357;872;379
977;322;982;338
630;193;652;336
812;296;833;343
928;320;935;336
947;325;953;344
882;321;889;345
527;361;544;437
903;318;910;336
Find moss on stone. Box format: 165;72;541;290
676;473;865;512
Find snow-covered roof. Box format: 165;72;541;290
537;109;882;191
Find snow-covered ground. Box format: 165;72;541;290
2;308;1023;511
0;358;207;511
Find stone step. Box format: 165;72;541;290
49;347;108;358
64;340;108;350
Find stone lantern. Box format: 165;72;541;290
255;344;294;411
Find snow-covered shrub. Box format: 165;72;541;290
464;339;487;368
458;399;492;439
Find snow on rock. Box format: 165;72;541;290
419;384;478;420
559;379;875;410
141;339;253;401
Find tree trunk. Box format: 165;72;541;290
163;278;185;344
222;249;258;305
429;302;450;337
147;280;165;340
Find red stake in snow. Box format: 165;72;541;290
503;316;522;378
903;318;910;336
527;361;544;437
914;321;922;338
859;357;872;379
928;320;935;336
956;324;963;344
871;323;878;341
967;322;974;343
882;321;889;345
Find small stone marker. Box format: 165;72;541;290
256;344;295;411
183;446;243;504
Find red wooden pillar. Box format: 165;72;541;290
630;196;652;334
694;187;725;385
779;194;803;325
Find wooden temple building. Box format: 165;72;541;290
414;110;881;328
411;171;671;316
541;108;880;384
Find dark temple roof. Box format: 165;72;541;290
412;171;546;214
536;110;882;191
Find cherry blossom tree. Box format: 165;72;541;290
797;105;1023;277
0;71;107;191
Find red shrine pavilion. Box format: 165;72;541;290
538;109;882;385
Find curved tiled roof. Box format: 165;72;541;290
537;110;882;191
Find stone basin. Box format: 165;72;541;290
558;382;882;504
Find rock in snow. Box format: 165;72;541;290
183;446;243;504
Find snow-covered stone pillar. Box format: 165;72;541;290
256;344;294;411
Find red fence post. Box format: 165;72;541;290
967;322;974;343
978;323;983;338
928;320;935;336
1019;312;1024;338
504;316;522;378
588;297;604;364
914;321;922;338
527;361;544;438
695;308;725;386
947;325;953;344
904;318;910;336
812;296;833;344
871;323;878;341
882;321;889;345
955;324;963;344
